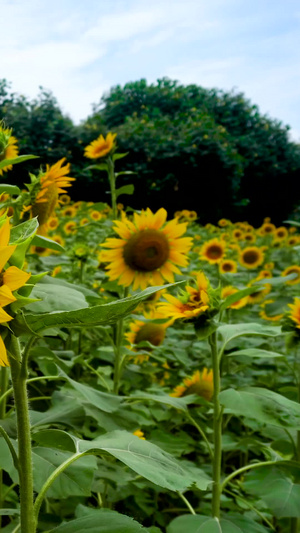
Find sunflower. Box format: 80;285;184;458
200;238;226;264
59;194;71;205
62;206;77;217
0;219;31;365
281;265;300;285
219;259;237;274
274;227;288;240
238;246;264;269
64;221;77;235
158;272;209;320
101;208;192;290
258;222;276;236
260;299;284;322
90;210;103;221
218;218;230;227
232;229;244;241
52;234;65;247
244;233;256;243
0;126;19;176
247;279;271;304
288;297;300;329
80;218;89;226
287;236;299;247
221;286;248;309
84;132;117;159
171;368;213;401
126;313;170;348
47;217;59;231
32;158;75;226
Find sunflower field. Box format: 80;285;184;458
0;124;300;533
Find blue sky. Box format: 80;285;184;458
2;0;300;139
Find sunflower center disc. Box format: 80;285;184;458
123;229;170;272
243;251;259;264
135;323;166;347
207;245;223;259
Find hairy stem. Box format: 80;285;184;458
9;336;36;533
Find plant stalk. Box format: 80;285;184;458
107;157;117;219
8;336;36;533
209;330;222;519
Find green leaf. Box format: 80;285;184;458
26;282;88;314
63;374;122;413
86;163;108;171
31;234;65;252
115;171;136;177
127;392;191;412
220;387;300;429
255;274;297;285
25;282;183;333
112;152;128;161
167;514;269;533
220;286;263;311
32;447;97;498
227;348;284;359
48;508;147;532
243;466;300;518
283;220;300;227
115;184;134;198
219;323;281;352
78;430;211;491
0;154;39;171
0;184;20;195
10;218;39;244
32;429;77;452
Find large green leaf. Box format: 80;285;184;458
167;514;269;533
10;218;39;244
220;286;263;312
63;374;122;413
31;234;65;252
255;274;297;285
48;508;147;532
32;447;97;498
243;466;300;518
220;387;300;429
0;184;20;195
78;430;211;492
218;323;281;352
26;282;88;314
227;348;284;359
116;184;134;198
25;283;182;332
0;154;38;171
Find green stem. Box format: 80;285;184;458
209;330;222;519
221;460;278;492
107;157;117;219
176;491;196;515
113;287;128;394
0;375;67;408
0;366;9;527
33;451;91;522
0;426;19;472
186;412;213;461
224;487;275;531
8;336;36;533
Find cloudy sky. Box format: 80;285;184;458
2;0;300;139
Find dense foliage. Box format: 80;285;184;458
1;78;300;224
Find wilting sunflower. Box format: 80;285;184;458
288;297;300;329
219;259;237;274
282;265;300;285
0;126;19;176
101;208;192;290
84;132;117;159
221;286;248;309
200;238;226;264
171;368;213;401
158;272;209;320
260;299;284;322
238;246;264;269
32;158;75;227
